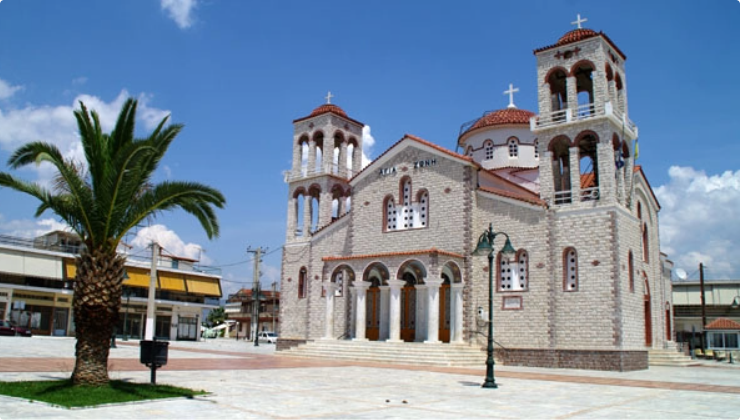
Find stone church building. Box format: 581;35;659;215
278;19;673;371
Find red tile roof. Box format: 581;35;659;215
293;103;364;126
478;186;547;207
459;108;535;140
322;248;464;262
705;317;740;330
349;133;479;183
534;30;626;60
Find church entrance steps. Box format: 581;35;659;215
277;340;487;367
648;349;699;367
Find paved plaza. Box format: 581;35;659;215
1;336;739;419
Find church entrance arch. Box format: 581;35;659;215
439;261;462;343
362;263;388;342
397;260;426;342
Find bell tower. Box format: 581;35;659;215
284;93;364;242
532;15;638;208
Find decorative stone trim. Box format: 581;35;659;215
497;348;648;372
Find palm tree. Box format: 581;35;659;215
0;98;226;386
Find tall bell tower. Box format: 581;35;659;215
284;93;364;243
532;15;638;209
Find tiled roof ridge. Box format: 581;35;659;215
478;185;547;207
483;168;542;197
293;104;365;126
322;247;464;262
311;211;350;236
459;108;535;141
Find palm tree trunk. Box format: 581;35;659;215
71;248;125;386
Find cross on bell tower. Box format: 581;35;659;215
571;14;588;29
325;91;334;104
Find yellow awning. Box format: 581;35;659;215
186;277;221;297
64;260;77;279
123;267;151;288
159;273;187;292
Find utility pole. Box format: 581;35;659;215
247;246;267;346
699;262;707;352
272;281;277;334
144;242;159;341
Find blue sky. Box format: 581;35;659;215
0;0;739;296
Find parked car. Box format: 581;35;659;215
0;320;32;337
258;331;278;344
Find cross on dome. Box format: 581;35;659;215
503;84;519;109
325;91;334;104
571;14;588;29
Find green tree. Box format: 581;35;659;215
0;99;225;386
207;306;226;327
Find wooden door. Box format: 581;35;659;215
400;286;416;342
366;288;380;341
439;284;451;343
644;297;652;347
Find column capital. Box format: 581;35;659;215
353;281;372;290
323;282;339;293
425;277;444;288
450;283;465;291
387;279;405;289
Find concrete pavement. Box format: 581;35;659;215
1;336;739;419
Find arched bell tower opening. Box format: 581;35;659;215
549;136;572;204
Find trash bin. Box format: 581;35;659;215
140;340;169;367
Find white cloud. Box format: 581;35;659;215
361;125;375;168
129;224;211;265
0;89;170;186
160;0;197;29
655;166;740;279
0;214;70;239
0;78;23;100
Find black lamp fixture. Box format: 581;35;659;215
472;223;516;389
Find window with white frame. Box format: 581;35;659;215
508;138;519;158
384;179;429;232
498;250;528;291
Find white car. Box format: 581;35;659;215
258;331;278;344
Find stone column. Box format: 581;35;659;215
424;278;444;344
386;279;405;343
352;142;362;175
415;282;428;342
292;140;302;178
568;146;581;202
286;196;296;241
379;285;390;341
307;139;317;176
339;142;348;177
323;283;338;339
319;190;332;228
303;195;312;236
451;283;465;343
566;76;578;120
352;281;371;341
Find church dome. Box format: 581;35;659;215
309;104;347;118
465;108;535;133
556;28;598;46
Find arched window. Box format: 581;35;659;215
643;225;650;263
547;68;568;114
298;267;308;299
484;140;494;160
384;195;397;231
383;178;429;232
508;138;519;158
628;250;635;293
416;190;429;228
498;249;528;291
563;248;578;291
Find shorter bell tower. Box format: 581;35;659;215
285;93;364;242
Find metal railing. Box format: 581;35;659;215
284;164;355;182
532;101;637;136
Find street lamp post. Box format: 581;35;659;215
472;223;516;389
